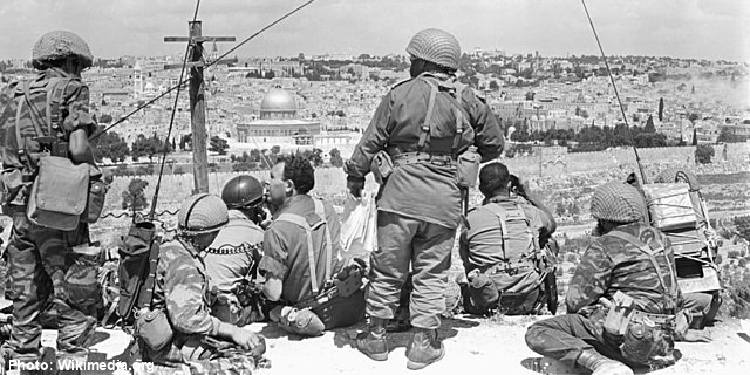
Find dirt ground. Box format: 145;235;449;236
89;315;749;375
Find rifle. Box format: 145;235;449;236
540;241;559;315
295;259;367;311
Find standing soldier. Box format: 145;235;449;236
524;182;704;375
0;31;101;365
208;176;267;325
345;28;503;369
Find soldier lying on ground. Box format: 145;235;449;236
459;162;557;315
133;194;266;371
207;175;267;326
259;156;366;337
525;182;708;375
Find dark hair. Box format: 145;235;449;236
282;156;315;194
478;162;511;196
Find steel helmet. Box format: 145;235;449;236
221;175;265;209
590;182;647;224
177;193;229;234
406;28;461;70
32;31;93;69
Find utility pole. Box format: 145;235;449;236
165;21;236;193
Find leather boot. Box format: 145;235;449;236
356;318;389;361
576;349;633;375
406;328;445;370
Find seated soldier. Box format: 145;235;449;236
524;182;707;375
134;193;266;370
259;156;366;337
207;176;267;325
459;162;556;315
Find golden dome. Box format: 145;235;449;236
260;89;297;112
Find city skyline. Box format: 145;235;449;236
0;0;748;62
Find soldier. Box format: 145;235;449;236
136;193;266;369
524;182;705;375
208;176;266;325
459;162;556;315
345;28;503;369
259;157;364;337
0;31;100;364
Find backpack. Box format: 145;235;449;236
481;200;539;262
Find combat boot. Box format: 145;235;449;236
355;318;389;361
576;349;633;375
406;328;444;370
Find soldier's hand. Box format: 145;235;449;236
231;327;266;354
347;176;365;198
682;330;711;343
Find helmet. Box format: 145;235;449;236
32;31;93;69
177;193;229;234
405;28;461;70
221;175;264;209
590;182;646;224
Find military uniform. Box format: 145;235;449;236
459;195;555;314
526;223;683;367
259;195;343;304
345;73;503;330
1;34;98;356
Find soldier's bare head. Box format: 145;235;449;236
269;156;315;205
478;162;511;198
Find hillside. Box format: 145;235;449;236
87;315;749;375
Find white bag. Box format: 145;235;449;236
340;191;377;256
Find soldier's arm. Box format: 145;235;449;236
344;93;393;180
464;90;504;162
163;253;220;336
565;243;613;313
258;227;289;301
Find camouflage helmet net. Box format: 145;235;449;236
590;182;647;223
32;31;93;69
406;28;461;70
177;193;229;235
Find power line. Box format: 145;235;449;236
91;0;321;140
149;0;202;220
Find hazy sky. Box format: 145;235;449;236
1;0;748;61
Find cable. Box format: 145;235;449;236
149;0;201;220
580;0;647;184
91;0;321;139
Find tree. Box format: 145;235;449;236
121;178;149;211
99;114;113;124
695;144;714;164
489;80;500;91
171;137;177;151
271;145;281;155
91;125;129;163
209;136;229;156
329;148;343;167
645;115;655;133
658;97;664;122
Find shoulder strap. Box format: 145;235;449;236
604;231;677;297
417;76;438;151
275;212;320;294
313;199;332;282
46;77;72;134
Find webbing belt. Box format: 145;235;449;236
631;310;676;326
391;152;455;166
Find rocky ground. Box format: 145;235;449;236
87;315;749;375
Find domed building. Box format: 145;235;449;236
236;88;320;145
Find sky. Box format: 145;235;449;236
0;0;748;62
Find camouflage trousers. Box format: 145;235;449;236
367;211;456;329
141;336;268;375
525;312;676;369
3;207;97;354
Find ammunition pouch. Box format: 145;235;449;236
135;308;173;352
604;309;677;366
26;156;89;231
82;168;107;224
603;291;636;337
211;292;242;325
371;150;394;183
